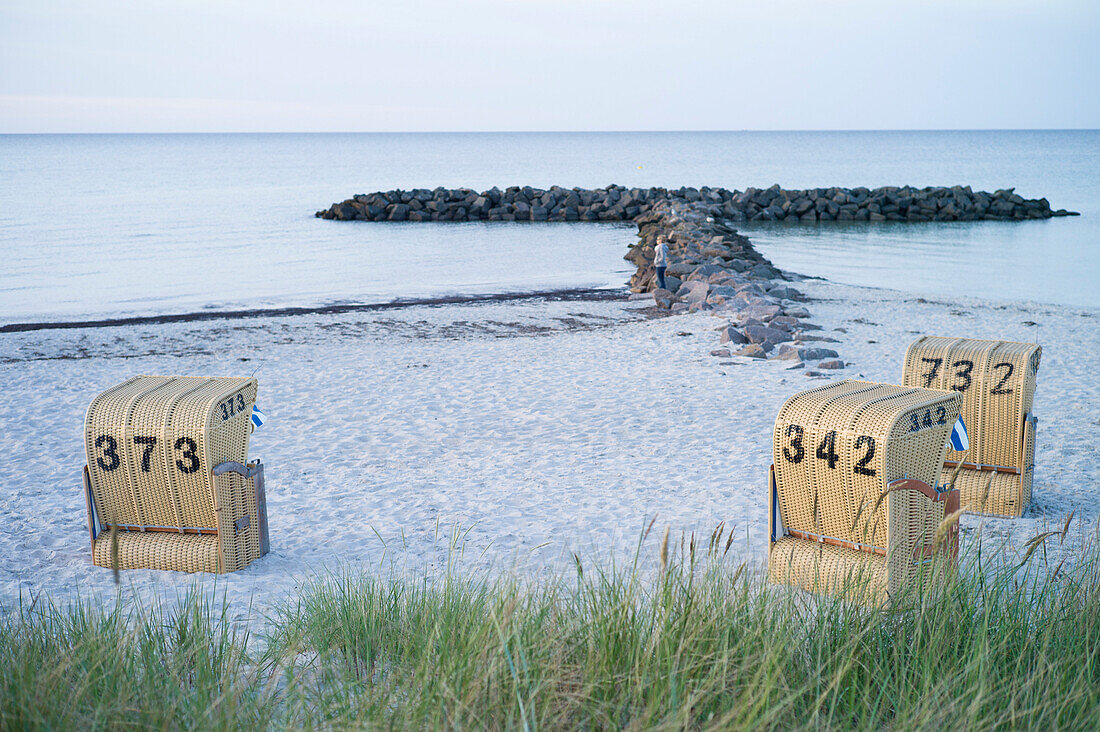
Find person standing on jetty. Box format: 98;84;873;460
654;235;670;290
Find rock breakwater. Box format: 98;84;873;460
315;184;1076;371
623;198;835;368
317;184;1076;224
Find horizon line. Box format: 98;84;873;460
2;127;1098;136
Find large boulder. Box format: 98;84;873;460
771;344;803;361
798;347;840;361
653;288;676;309
749;263;780;279
706;285;740;306
735;282;768;296
743;324;790;347
685;264;728;281
666;262;697;277
738;303;783;321
767;285;804;301
718;325;747;345
734;344;768;359
677;280;710;303
387;203;410;221
783;306;811;318
770;315;801;329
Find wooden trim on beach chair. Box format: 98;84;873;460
99;524;218;536
785;528;888;557
781;480;951;559
942;461;1020;476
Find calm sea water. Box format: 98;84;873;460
1;131;1097;324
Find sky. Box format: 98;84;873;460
0;0;1097;133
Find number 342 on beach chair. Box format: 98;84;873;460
767;381;962;606
902;337;1041;518
82;376;270;574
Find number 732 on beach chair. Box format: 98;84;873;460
82;375;270;574
902;337;1041;518
767;380;962;606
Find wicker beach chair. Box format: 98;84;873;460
902;337;1041;517
768;380;962;605
82;375;270;573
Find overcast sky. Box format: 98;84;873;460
1;0;1097;133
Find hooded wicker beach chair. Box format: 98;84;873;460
768;380;962;605
82;375;270;574
902;337;1041;517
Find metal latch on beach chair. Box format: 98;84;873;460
213;459;270;555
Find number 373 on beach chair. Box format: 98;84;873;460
903;337;1041;518
82;376;270;574
767;381;962;605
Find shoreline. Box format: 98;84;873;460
0;286;624;333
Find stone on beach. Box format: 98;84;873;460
653;288;676;309
718;325;747;345
735;344;768;358
743;324;790;347
771;345;803;362
797;347;840;361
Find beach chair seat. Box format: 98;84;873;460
82;375;270;574
768;536;888;599
768;380;961;605
902;337;1041;517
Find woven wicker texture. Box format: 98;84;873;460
93;531;219;573
768;537;888;604
769;380;962;604
902;337;1041;516
84;375;263;574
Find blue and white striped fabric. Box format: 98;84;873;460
251;405;267;429
949;416;968;452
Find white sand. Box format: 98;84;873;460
1;281;1097;623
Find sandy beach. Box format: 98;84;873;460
0;276;1096;625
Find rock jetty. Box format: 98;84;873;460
317;184;1076;224
315;184;1076;371
623;198;835;367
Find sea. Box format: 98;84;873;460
1;130;1097;325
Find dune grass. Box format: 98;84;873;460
3;524;1099;730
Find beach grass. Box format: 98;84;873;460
2;525;1099;730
